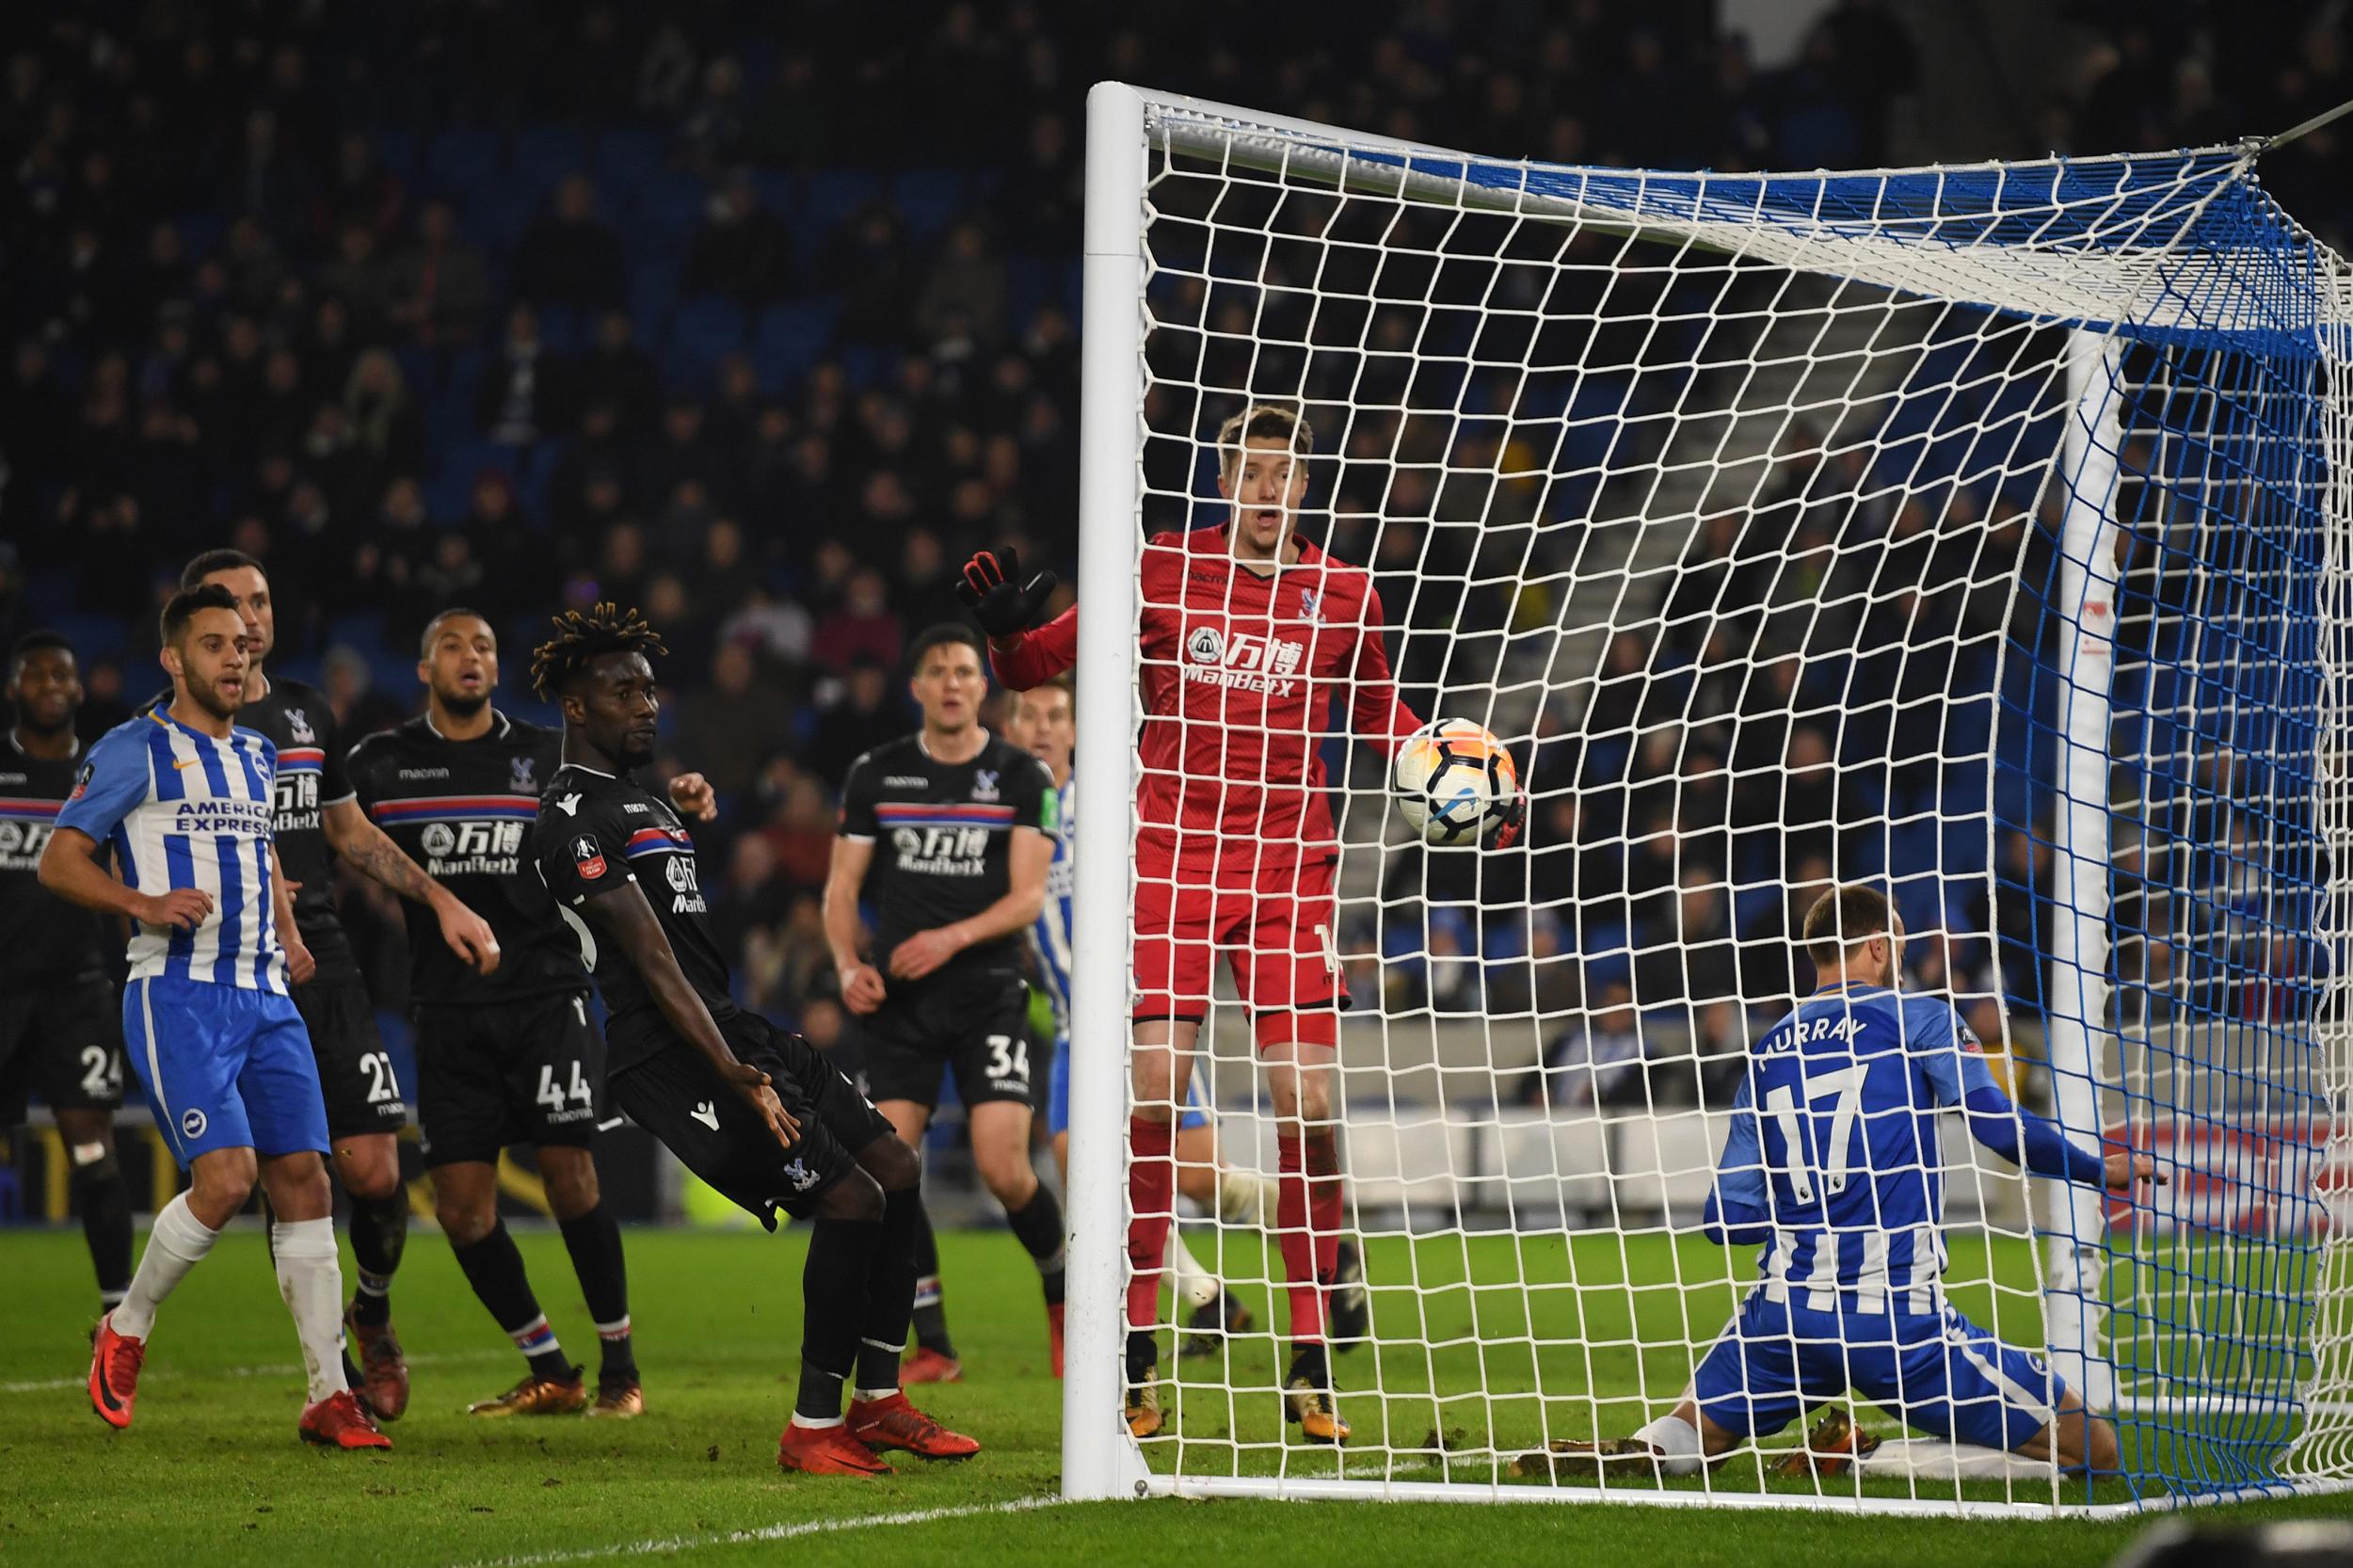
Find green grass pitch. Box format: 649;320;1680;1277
4;1224;2348;1567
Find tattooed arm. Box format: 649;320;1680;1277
322;798;502;973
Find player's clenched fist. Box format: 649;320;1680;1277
955;547;1056;639
839;959;887;1015
138;886;214;932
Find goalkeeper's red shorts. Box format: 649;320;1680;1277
1131;842;1342;1049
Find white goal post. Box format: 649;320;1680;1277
1060;79;2353;1514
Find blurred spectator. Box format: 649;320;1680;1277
476;302;558;444
807;662;904;786
570;310;662;434
1519;983;1648;1110
511;173;627;309
677;641;792;794
685;171;795;303
386;200;491;346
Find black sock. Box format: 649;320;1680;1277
1127;1328;1159;1385
558;1205;635;1384
347;1190;408;1328
856;1183;922;1395
453;1221;573;1384
1288;1340;1331;1389
1005;1184;1066;1306
70;1155;134;1312
797;1216;882;1422
908;1195;956;1359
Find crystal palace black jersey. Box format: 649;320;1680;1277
346;712;584;1008
0;733;107;990
146;675;356;982
536;760;733;1073
838;731;1054;982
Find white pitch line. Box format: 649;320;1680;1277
445;1496;1066;1568
2;1347;510;1394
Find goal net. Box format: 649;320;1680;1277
1057;81;2353;1514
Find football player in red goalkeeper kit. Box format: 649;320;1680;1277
960;404;1523;1445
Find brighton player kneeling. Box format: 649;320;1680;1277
1553;884;2157;1483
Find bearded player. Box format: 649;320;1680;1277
962;403;1519;1442
170;549;501;1419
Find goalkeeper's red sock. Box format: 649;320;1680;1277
1305;1128;1343;1311
1275;1133;1327;1343
1126;1115;1176;1333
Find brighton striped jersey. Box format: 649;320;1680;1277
1709;984;1997;1319
56;711;287;993
1030;775;1076;1033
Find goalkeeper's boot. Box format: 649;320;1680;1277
1125;1332;1165;1439
1283;1347;1349;1445
299;1389;393;1450
1178;1290;1251;1359
467;1369;589;1416
344;1305;409;1422
88;1311;145;1431
1773;1409;1881;1479
776;1421;891;1477
903;1346;963;1384
847;1392;982;1460
1515;1436;1666;1481
1330;1239;1369;1349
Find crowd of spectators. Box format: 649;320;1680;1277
0;0;2333;1084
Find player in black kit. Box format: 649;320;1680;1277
0;632;133;1320
824;624;1064;1381
529;602;976;1475
347;609;642;1417
179;550;501;1420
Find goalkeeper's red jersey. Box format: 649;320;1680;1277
986;525;1422;871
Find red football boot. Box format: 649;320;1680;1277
1047;1301;1066;1379
776;1421;891;1476
344;1307;409;1422
88;1312;145;1431
902;1346;963;1384
299;1388;393;1449
846;1392;981;1460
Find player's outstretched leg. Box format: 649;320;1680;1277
59;1110;134;1320
777;1170;896;1477
266;1151;391;1450
968;1099;1065;1376
434;1163;589;1416
337;1132;411;1423
843;1134;980;1462
545;1147;640;1416
1171;1112;1254;1359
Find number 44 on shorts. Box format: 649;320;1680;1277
536;1060;593;1112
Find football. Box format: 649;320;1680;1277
1393;718;1519;846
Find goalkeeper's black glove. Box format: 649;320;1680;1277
955;546;1057;639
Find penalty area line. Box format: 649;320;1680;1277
1;1347;511;1394
442;1495;1067;1568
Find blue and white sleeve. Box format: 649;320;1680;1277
1907;994;2105;1187
55;726;151;843
1703;1077;1772;1245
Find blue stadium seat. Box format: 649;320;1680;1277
626;169;709;231
892;168;967;240
508;125;586;188
793;169;883;239
593;128;666;191
534;301;584;355
421;128;501;197
664;299;750;388
753;298;840;392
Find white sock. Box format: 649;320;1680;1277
271;1217;350;1404
1169;1230;1221;1311
112;1192;220;1340
1857;1438;2055;1482
1219;1168;1278;1228
1632;1413;1707;1477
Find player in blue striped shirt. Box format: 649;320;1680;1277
38;584;388;1449
1554;883;2156;1481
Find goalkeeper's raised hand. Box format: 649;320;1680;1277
956;547;1057;639
1489;785;1528;851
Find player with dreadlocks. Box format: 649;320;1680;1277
529;604;977;1475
